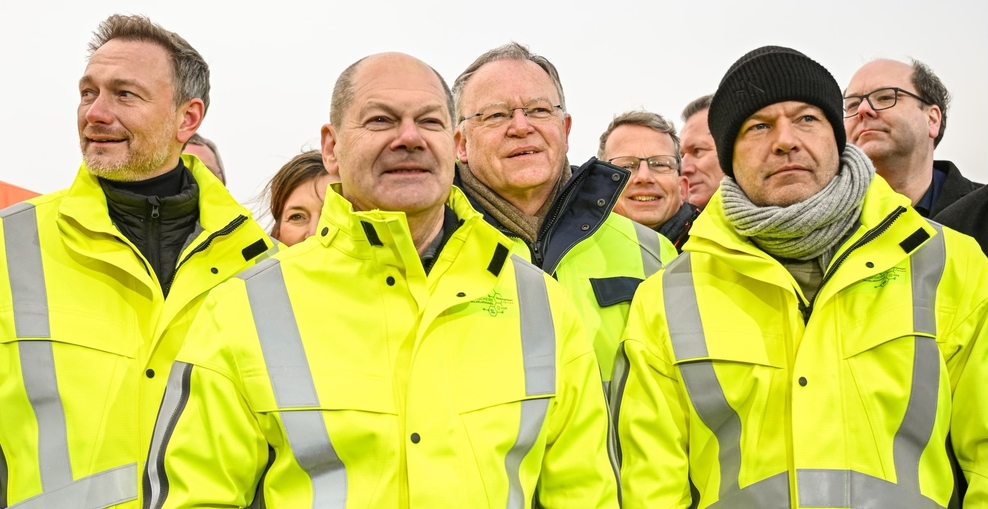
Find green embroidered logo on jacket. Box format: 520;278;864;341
473;291;513;317
863;267;906;288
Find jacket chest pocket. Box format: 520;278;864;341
672;327;784;423
243;370;399;479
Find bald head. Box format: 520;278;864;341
330;53;454;127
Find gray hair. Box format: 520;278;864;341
681;94;713;123
910;59;950;147
452;42;566;122
330;56;455;127
88;14;210;112
597;111;681;173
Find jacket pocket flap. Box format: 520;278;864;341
840;303;934;358
243;372;397;414
452;364;555;413
670;327;782;368
590;276;643;307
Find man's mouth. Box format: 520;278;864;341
508;148;540;158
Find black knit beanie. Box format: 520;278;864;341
708;46;845;178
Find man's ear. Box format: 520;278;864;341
176;98;205;144
678;175;690;202
321;123;340;176
926;104;942;140
562;113;573;153
455;126;469;163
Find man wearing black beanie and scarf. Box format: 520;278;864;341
611;46;988;508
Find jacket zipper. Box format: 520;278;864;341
802;206;907;321
533;168;592;270
163;215;249;294
147;195;162;284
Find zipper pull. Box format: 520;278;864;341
531;240;544;268
149;196;161;219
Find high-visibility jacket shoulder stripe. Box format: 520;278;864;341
2;202;139;509
631;220;663;278
505;255;556;508
1;202;50;338
658;228;947;508
512;254;556;397
240;257;347;509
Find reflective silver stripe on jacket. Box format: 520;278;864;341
631;220;663;277
663;254;742;499
505;255;556;509
145;362;195;509
9;464;137;509
663;227;947;507
241;258;347;509
2;202;50;338
3;203;137;508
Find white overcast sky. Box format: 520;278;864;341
2;0;985;222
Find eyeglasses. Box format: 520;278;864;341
460;101;563;128
607;155;680;176
843;87;932;118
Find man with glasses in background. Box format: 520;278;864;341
844;59;980;217
452;43;677;393
598;111;700;251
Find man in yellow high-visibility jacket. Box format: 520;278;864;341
613;45;988;508
0;14;273;509
144;52;620;509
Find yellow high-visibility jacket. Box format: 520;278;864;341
145;186;620;509
613;178;988;508
459;158;679;384
0;157;274;509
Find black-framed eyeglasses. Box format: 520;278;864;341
459;101;563;128
843;87;932;118
607;155;680;176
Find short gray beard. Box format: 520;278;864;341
83;137;173;182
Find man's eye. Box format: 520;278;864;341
800;115;817;122
844;98;861;110
119;91;134;98
483;111;508;121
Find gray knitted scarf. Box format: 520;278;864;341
721;144;875;268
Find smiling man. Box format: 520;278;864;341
613;46;988;508
144;52;619;508
844;59;980;217
598;110;700;251
453;43;677;390
0;14;273;509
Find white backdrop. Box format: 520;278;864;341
3;0;985;222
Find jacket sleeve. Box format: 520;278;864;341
534;277;621;509
611;275;692;509
940;235;988;507
145;286;269;509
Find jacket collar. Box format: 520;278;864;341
687;178;936;303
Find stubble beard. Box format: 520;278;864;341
82;125;175;182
